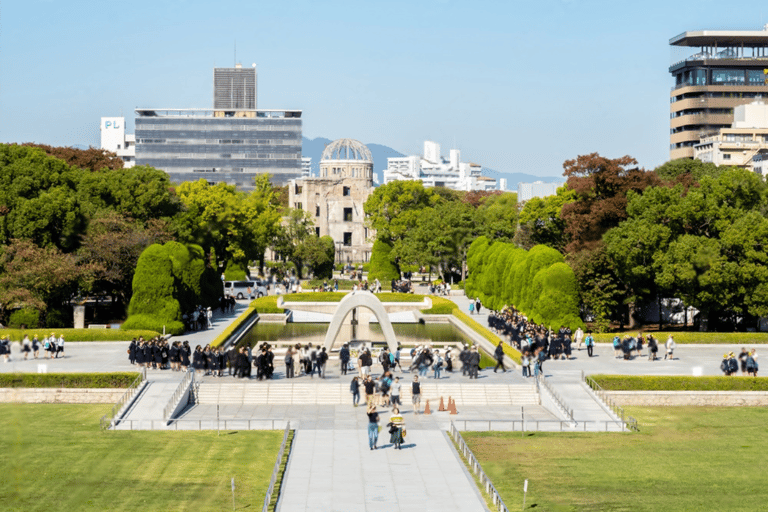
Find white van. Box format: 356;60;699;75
223;280;267;300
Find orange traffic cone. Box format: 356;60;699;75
449;397;458;415
438;396;446;411
424;399;431;415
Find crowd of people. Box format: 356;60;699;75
182;306;213;332
1;333;65;361
721;348;759;376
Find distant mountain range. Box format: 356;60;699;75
302;137;563;190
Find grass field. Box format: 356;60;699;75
462;407;768;511
0;404;282;512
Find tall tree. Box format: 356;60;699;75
560;153;659;253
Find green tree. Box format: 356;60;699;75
272;209;316;279
368;240;400;283
516;185;575;251
474;192;519;242
364;180;439;247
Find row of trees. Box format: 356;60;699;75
0;143;331;328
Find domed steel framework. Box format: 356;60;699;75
321;138;373;162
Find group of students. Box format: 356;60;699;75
610;333;675;361
283;343;330;378
1;333;65;361
129;337;192;371
721;348;759;376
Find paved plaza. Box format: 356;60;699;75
3;293;764;510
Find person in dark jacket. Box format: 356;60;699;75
468;347;481;379
494;341;506;373
317;347;329;378
181;342;191;371
339;343;350;375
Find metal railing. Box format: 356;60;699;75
163;370;195;421
100;367;147;430
582;371;639;432
263;423;293;512
113;418;290;431
535;375;574;422
451;418;629;432
449;422;510;512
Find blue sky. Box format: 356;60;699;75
1;0;767;176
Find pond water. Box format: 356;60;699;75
238;322;473;349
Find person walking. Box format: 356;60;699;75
494;341;506;373
411;375;422;414
367;404;380;450
284;347;294;378
585;331;594;358
574;327;584;351
475;297;482;315
390;376;402;408
469;300;475;315
317;347;328;378
363;375;376;406
747;349;759;376
350;376;361;407
468;346;480;379
388;407;405;450
56;334;65;358
433;352;444;379
339;343;350;375
665;335;676;360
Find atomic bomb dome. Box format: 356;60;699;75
320;139;373;183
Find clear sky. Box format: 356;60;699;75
1;0;767;176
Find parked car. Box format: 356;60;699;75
223;280;268;300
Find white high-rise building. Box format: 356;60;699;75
517;181;564;202
384;141;497;191
100;117;135;168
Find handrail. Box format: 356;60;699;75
100;367;147;430
582;371;639;432
535;374;574;422
112;418;290;430
450;418;628;432
163;370;195;421
449;423;511;512
263;423;292;512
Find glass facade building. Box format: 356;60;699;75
134;109;302;189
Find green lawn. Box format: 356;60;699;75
0;404;283;512
463;407;768;511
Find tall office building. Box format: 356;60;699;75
134;64;301;190
214;64;256;110
669;27;768;160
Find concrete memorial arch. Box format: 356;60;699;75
323;291;398;353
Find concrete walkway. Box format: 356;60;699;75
115;371;185;430
277;429;489;512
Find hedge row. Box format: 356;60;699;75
249;295;284;313
465;236;583;331
0;329;161;342
421;296;457;314
211;307;259;348
277;292;426;303
0;372;141;388
453;310;522;365
591;374;768;391
592;332;768;345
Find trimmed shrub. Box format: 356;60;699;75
0;372;140;388
249;295;284;313
121;314;185;336
224;260;248;281
591;374;768;391
368;240;400;283
453;310;522;364
0;329;160;342
8;308;41;329
529;262;584;330
591;332;768;344
422;296;457;314
305;279;356;290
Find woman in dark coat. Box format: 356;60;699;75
210;348;220;376
143;342;152;369
181;342;191;371
169;342;179;371
154;341;163;369
128;339;137;365
193;345;204;376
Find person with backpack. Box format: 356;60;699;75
339;343;350;375
720;353;731;375
747;349;759;376
584;331;594;357
647;335;658;361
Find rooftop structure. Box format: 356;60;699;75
384;141;497;191
669;26;768;160
213;64;257;110
99;117;135;168
517;181;564;203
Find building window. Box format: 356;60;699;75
723;154;731;160
315;205;320;216
295;202;303;210
315;227;320;236
343;186;351;196
294;184;303;194
343;232;352;246
344;207;353;222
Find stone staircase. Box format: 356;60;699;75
193;381;539;407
